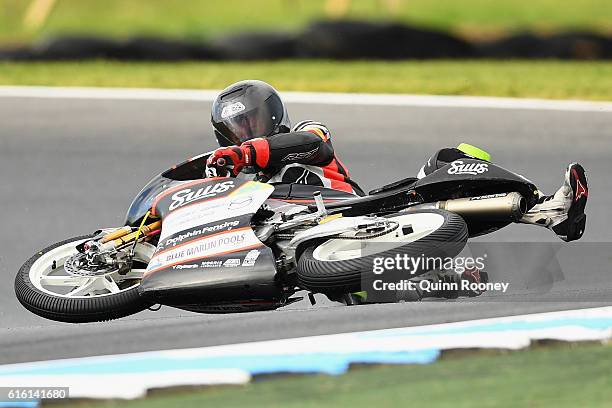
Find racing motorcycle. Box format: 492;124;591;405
16;151;537;322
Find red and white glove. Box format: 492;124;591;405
206;146;248;177
205;138;270;177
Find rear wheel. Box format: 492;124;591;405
296;209;468;294
15;234;155;323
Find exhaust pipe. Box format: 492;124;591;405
409;192;526;221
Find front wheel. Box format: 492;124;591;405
296;209;468;294
15;234;155;323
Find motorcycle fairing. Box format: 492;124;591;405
125;174;357;227
140;246;279;306
413;159;539;208
139;178;282;306
162;151;213;181
125;151;214;226
125;174;175;227
315;159;538;221
174;297;294;314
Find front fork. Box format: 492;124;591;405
98;220;162;251
77;219;162;273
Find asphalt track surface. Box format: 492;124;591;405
1;94;611;365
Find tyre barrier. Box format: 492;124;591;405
118;36;217;61
296;20;475;59
0;35;218;61
478;31;612;60
1;21;611;61
210;32;298;60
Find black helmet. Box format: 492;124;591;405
211;80;291;147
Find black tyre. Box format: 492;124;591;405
15;235;154;323
296;209;468;293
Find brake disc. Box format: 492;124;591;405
64;252;119;277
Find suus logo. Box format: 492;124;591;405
169;181;235;211
447;160;489;175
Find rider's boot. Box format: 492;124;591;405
458;268;489;297
414;268;489;299
326;292;368;305
520;163;588;242
344;292;367;305
438;268;489;298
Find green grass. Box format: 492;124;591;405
1;60;611;100
59;342;612;408
1;0;611;44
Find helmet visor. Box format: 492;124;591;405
213;94;284;145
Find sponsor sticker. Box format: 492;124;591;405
242;249;261;267
160;220;240;249
201;260;223;268
146;228;262;274
228;195;253;211
281;147;319;162
172;264;199;270
223;258;241;268
158;181;273;242
159;200;226;241
469;193;507;201
169;180;235;211
447;160;489;175
221;102;246;119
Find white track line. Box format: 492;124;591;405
0;86;610;112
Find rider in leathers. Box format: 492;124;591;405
206;80;363;196
206;80;587;243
